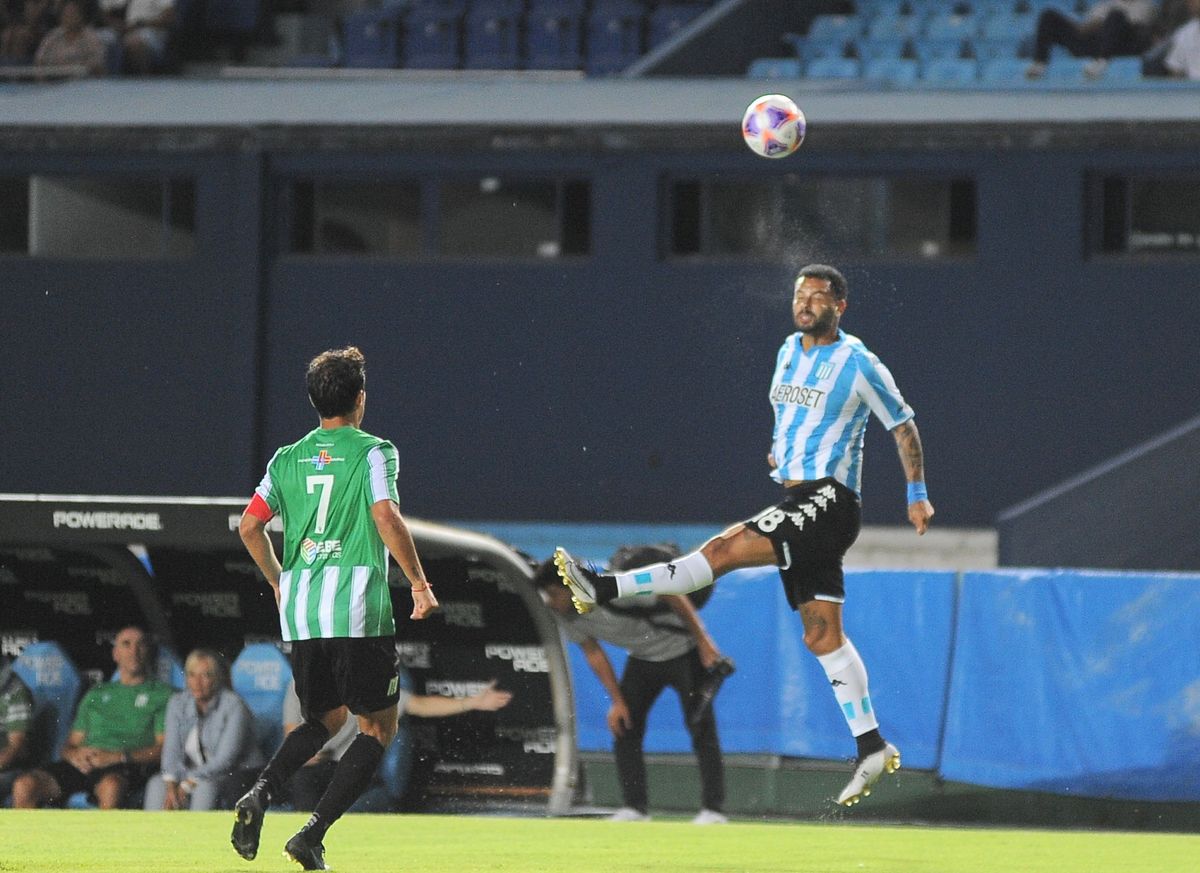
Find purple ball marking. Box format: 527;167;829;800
744;115;761;136
765;106;790;129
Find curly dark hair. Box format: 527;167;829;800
796;263;848;300
306;346;366;418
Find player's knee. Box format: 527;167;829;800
356;716;396;747
802;623;841;655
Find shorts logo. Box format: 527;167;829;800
301;450;344;470
754;484;838;534
387;676;399;696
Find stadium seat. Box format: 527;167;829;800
924;12;979;40
807;14;864;43
980;55;1033;83
586;0;644;75
230;643;292;761
463;0;522;69
525;0;585;69
852;37;908;61
1043;55;1090;82
785;35;850;62
404;5;463;69
805;57;862;79
746;57;802;78
647;3;706;49
864;56;920;84
911;36;965;63
970;36;1024;60
1102;56;1142;83
866;12;920;41
11;642;84;766
980;11;1034;41
922;56;979;83
342;8;403;68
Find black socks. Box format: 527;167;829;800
307;733;386;842
258;720;331;801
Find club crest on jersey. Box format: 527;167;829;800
301;537;342;564
301;449;344;471
815;362;834;380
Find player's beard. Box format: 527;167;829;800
797;307;837;338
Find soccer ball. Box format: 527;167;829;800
741;94;806;159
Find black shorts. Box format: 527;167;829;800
43;760;144;804
743;478;861;610
290;635;401;721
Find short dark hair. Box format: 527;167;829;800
307;346;366;418
796;264;848;300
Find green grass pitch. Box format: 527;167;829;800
0;810;1196;873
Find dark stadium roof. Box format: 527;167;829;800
2;74;1198;152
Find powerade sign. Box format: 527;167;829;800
52;510;163;531
0;497;253;547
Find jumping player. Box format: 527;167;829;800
233;346;438;870
555;264;934;808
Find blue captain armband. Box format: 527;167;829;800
906;482;928;505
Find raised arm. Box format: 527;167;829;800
892;420;934;535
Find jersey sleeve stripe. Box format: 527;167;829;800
854;352;914;429
367;445;398;504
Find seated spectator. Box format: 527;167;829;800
34;0;105;74
0;663;34;804
1163;0;1200;77
143;649;263;812
1;0;55;64
280;674;513;811
97;0;174;74
1027;0;1159;79
11;626;174;809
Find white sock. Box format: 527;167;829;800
613;551;713;598
816;639;879;737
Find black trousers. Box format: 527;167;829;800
614;648;725;813
1034;8;1149;63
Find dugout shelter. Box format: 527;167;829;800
0;493;578;814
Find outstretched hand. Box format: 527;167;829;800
908;499;934;535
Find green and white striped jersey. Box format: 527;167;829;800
255;425;398;641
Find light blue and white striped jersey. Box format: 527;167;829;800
769;330;913;494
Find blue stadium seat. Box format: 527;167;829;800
11;642;84;765
1043;55;1090;82
864;56;920;84
230;643;292;762
647;3;706;49
866;12;921;41
404;6;463;69
525;0;585;69
911;36;965;62
807;14;864;43
1101;56;1142;83
746;57;803;78
980;11;1034;41
853;37;908;61
463;0;522;69
806;57;862;79
980;55;1033;83
970;36;1024;60
342;8;403;68
922;56;979;83
785;35;850;62
586;0;644;75
924;12;979;40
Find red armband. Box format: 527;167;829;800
245;493;274;523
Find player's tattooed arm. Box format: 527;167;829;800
892;420;925;483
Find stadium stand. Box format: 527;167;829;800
10;642;83;767
230;643;291;763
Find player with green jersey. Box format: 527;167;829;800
233;346;438;871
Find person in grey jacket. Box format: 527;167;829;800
144;649;263;811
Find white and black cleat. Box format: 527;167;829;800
836;742;901;807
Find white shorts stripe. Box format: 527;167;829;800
294;569;312;640
319;566;339;637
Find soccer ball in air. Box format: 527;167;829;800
741;94;806;159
